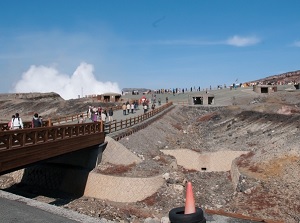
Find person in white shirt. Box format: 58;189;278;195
130;103;134;113
101;112;107;122
126;103;130;114
11;113;23;129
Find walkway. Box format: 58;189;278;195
84;103;164;124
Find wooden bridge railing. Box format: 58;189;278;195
0;102;172;136
0;120;51;131
0;105;123;130
0;122;103;150
104;102;173;134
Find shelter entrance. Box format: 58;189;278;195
193;97;203;105
261;87;268;93
208;96;214;104
103;95;111;102
189;94;215;105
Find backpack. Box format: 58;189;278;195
13;117;21;128
32;118;42;127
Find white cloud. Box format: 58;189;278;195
13;62;121;100
140;35;260;47
226;35;260;47
292;41;300;47
152;39;222;46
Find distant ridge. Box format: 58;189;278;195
249;70;300;84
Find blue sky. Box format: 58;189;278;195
1;0;300;99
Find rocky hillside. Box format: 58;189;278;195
1;88;300;222
249;70;300;84
1;77;300;223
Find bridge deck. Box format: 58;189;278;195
0;122;104;175
0;102;173;175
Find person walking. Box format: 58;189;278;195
101;110;107;122
122;103;127;115
32;113;42;127
11;113;23;129
131;103;134;113
108;108;113;122
87;106;92;119
151;103;155;110
78;114;85;124
8;115;15;130
126;103;130;115
143;103;148;114
101;110;107;131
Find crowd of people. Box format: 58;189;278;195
86;106;110;123
5;95;167;131
7;112;43;130
121;100;139;115
152;86;203;95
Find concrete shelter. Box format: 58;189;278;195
188;93;215;105
101;92;121;102
253;85;277;93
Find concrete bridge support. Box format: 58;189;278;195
7;142;108;196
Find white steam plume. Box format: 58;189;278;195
13;62;121;100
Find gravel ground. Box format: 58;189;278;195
1;90;300;222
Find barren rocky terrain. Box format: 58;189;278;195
1;88;300;222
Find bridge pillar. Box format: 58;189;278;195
47;141;108;170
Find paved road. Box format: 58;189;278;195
0;190;262;223
0;190;106;223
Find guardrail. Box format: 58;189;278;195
0;102;172;136
104;102;173;134
0;120;51;131
0;106;123;130
0;122;103;150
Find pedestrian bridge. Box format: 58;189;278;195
0;102;173;176
0;122;106;175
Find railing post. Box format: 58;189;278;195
34;131;38;144
8;134;12;149
100;120;103;132
21;132;26;147
44;128;49;142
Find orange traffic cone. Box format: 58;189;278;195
184;181;196;214
169;181;206;222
